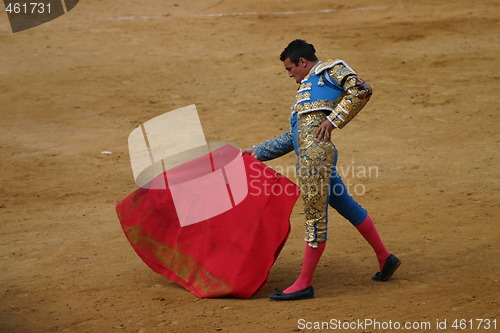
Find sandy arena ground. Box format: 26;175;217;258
1;0;499;332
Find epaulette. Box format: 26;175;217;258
314;59;356;75
313;59;357;88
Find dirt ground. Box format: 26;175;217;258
1;0;499;332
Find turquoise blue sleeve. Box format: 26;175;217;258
253;131;294;161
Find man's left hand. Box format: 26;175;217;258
315;120;334;143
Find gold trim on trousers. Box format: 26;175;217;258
296;111;336;248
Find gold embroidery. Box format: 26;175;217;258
296;111;336;244
330;76;372;128
294;99;336;113
298;82;312;92
124;225;232;296
313;59;339;74
295;91;311;102
328;60;357;86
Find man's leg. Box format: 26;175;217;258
355;215;390;271
328;168;399;279
283;241;326;293
269;112;334;300
279;143;332;295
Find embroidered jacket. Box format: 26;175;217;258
254;59;372;161
295;59;372;128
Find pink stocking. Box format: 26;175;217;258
355;215;390;270
283;241;326;293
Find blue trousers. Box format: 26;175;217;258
328;150;368;227
291;112;368;227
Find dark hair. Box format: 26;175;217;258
280;39;318;65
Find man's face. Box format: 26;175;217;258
283;58;309;84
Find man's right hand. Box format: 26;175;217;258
242;148;257;158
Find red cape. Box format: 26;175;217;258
116;151;299;298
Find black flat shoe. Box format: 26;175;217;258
372;254;401;282
269;286;314;301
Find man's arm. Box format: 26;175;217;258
325;61;373;129
245;131;294;161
